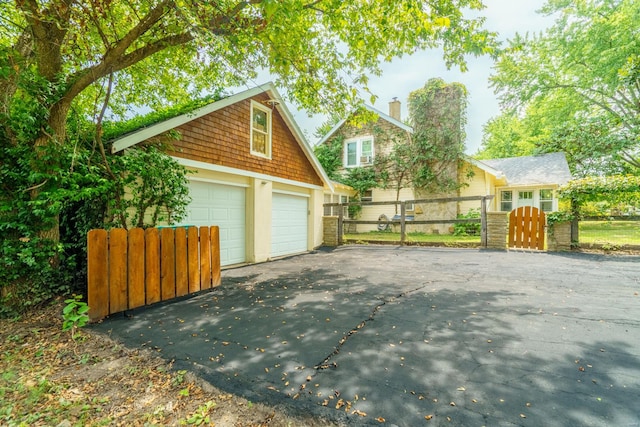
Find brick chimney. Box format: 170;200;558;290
389;97;401;121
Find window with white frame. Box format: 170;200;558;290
540;189;553;212
250;101;271;158
361;189;373;202
323;194;349;218
344;136;374;167
500;190;513;212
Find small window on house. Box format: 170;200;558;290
361;190;373;202
344;136;374;167
251;101;271;158
501;191;513;212
540;189;553;212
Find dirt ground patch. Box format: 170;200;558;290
0;299;340;426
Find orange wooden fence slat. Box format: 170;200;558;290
87;229;109;321
187;226;200;293
200;226;212;290
108;228;128;313
160;228;176;301
145;228;161;304
128;228;146;310
529;208;539;249
210;226;221;287
175;227;189;297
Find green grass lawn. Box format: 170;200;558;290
579;220;640;246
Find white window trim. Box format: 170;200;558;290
497;187;557;212
344;135;374;168
250;100;272;159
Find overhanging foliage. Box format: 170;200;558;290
557;175;640;203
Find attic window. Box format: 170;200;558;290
251;101;272;158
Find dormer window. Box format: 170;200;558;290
251;101;272;158
344;136;374;167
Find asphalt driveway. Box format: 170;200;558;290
93;246;640;426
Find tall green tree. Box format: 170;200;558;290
1;0;497;242
488;0;640;173
475;113;535;159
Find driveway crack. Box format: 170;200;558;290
313;283;431;370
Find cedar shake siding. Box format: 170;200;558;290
166;93;322;187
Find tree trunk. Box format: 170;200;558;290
32;98;73;244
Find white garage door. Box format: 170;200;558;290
185;180;246;266
271;193;308;257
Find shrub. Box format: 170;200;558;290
453;208;481;236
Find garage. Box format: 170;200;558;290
184;180;246;266
271;192;308;258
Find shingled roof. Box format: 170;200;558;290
479;152;572;186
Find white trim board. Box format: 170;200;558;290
176;156;324;191
272;189;310;198
188;177;250;188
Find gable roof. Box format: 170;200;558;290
109;82;333;192
479;152;572;186
316;104;413;146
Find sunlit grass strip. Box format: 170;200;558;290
579;220;640;245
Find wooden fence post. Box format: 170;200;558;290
338;204;344;245
400;202;406;244
480;196;488;248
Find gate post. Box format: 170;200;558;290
486;212;508;250
480;196;488;247
400;201;406;244
337;204;344;245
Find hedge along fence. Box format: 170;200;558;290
87;226;220;321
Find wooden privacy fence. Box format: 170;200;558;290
87;226;221;321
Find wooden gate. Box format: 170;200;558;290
87;226;221;321
509;206;546;250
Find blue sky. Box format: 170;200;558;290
285;0;556;154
